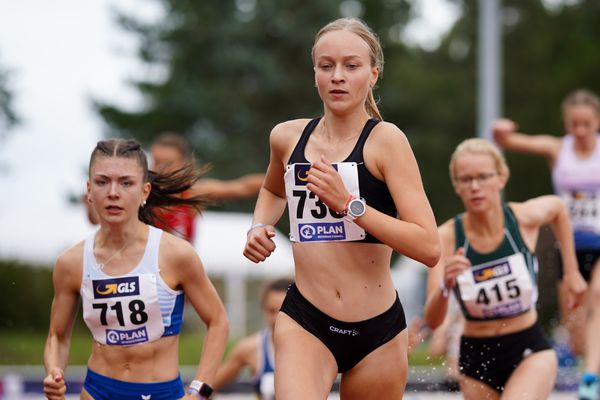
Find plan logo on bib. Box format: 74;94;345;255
106;327;149;345
299;222;346;241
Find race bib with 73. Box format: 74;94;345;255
284;162;366;242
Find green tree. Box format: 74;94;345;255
96;0;600;221
381;0;600;221
500;0;600;202
94;1;412;188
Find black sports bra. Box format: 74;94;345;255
287;118;397;243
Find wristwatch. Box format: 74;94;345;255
345;197;367;220
188;380;214;399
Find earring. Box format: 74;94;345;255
142;200;147;207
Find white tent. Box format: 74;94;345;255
193;212;294;337
390;256;427;324
193;211;293;278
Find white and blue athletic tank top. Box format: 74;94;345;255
453;205;539;321
252;329;275;400
552;133;600;250
80;226;184;346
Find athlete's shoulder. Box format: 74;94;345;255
438;218;456;239
508;196;563;228
55;240;85;269
370;121;410;147
54;240;85;288
270;118;311;139
159;229;199;265
269;118;313;155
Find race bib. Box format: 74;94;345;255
284;162;366;242
81;274;165;345
560;190;600;233
456;253;535;320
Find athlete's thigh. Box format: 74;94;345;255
502;349;557;400
274;312;338;400
459;375;500;400
339;330;408;400
80;387;94;400
589;257;600;299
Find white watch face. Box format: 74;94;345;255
349;199;366;216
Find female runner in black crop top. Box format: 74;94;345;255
243;17;440;400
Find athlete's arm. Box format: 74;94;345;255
511;197;587;308
191;173;265;201
167;236;229;387
423;221;472;329
492;118;562;164
43;247;81;400
424;222;453;329
243;122;295;263
213;335;258;390
362;123;440;266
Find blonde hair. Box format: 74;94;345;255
561;88;600;117
449;138;510;182
312;18;383;120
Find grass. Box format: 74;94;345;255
0;329;214;366
0;330;443;367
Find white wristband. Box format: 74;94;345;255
247;223;267;235
439;281;449;299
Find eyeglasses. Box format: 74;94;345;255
454;172;497;187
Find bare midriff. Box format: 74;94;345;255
462;309;537;337
292;241;397;322
87;334;180;382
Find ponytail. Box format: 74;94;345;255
139;163;212;227
90;138;212;228
366;90;382;120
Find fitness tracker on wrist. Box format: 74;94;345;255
346;197;367;220
188;380;213;399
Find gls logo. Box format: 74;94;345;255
473;260;512;283
93;276;140;299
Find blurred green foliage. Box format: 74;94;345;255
95;0;600;222
0;261;56;332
